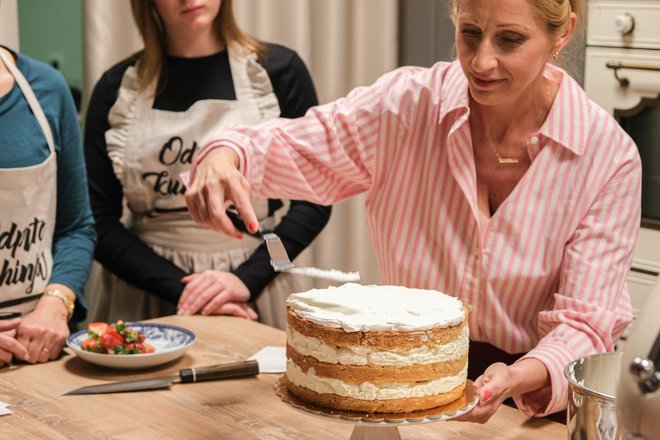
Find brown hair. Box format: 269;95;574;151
450;0;585;37
129;0;265;92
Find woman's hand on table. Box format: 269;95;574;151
0;319;28;366
178;270;258;320
184;147;258;237
15;293;70;363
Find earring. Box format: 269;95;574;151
553;51;559;61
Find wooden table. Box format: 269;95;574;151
0;316;565;439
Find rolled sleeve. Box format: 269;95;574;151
514;150;640;417
188;66;423;205
514;295;631;416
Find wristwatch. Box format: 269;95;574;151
43;288;75;319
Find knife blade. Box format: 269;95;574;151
65;359;259;395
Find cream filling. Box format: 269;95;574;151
287;325;469;366
287;361;467;400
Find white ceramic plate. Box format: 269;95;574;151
67;322;196;370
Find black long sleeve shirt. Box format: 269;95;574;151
84;44;331;302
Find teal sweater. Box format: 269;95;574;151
0;49;94;321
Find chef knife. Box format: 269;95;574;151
65;359;259;395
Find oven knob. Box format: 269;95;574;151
615;13;635;35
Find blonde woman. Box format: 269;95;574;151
84;0;330;328
185;0;640;423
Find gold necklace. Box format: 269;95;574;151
486;138;520;165
481;79;553;166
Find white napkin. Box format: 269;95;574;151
248;346;286;373
0;401;12;416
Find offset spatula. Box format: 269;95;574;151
65;360;259;395
226;208;360;283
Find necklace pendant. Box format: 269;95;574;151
497;157;519;165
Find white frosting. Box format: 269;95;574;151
287;283;464;332
287;361;467;400
286;267;360;282
287;325;469;366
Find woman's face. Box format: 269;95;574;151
153;0;222;35
455;0;557;106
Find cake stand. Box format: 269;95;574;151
275;376;479;440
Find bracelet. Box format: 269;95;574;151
43;288;75;319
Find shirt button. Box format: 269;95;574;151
528;135;539;145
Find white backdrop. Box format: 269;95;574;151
82;0;399;290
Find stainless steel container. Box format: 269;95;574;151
565;352;623;440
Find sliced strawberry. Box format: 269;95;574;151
87;322;108;335
100;331;125;351
81;338;106;353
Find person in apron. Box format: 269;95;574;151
0;46;95;366
83;0;330;329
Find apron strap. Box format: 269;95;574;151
227;45;257;103
0;50;56;154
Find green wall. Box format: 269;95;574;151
18;0;83;92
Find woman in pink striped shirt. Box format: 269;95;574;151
184;0;641;423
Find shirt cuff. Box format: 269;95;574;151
512;341;575;417
188;133;254;184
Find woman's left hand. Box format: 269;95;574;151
15;293;71;364
454;362;513;423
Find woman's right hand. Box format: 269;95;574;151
185;147;258;237
0;319;28;366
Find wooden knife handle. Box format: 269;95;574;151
179;360;259;383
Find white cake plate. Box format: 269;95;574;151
275;376;479;440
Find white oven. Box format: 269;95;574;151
584;0;660;344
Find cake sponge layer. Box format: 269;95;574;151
287;381;466;413
287;345;467;383
287;309;467;351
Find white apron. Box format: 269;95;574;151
87;46;300;329
0;50;56;316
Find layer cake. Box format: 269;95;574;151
285;283;468;413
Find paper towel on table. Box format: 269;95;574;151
0;401;12;416
248;346;286;373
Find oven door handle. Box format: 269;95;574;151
606;61;660;87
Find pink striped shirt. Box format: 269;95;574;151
192;61;641;416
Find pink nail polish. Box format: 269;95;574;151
482;390;492;401
249;221;258;232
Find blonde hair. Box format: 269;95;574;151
129;0;265;92
450;0;585;37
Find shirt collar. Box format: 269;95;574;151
438;61;589;157
438;62;471;125
537;64;588;156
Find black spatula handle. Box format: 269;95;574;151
179;359;260;383
226;207;268;238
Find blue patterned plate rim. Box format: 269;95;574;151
67;322;196;357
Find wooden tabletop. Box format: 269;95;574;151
0;316;565;439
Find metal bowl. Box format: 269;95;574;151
564;351;623;440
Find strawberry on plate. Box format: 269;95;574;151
87;322;108;335
80;320;154;355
